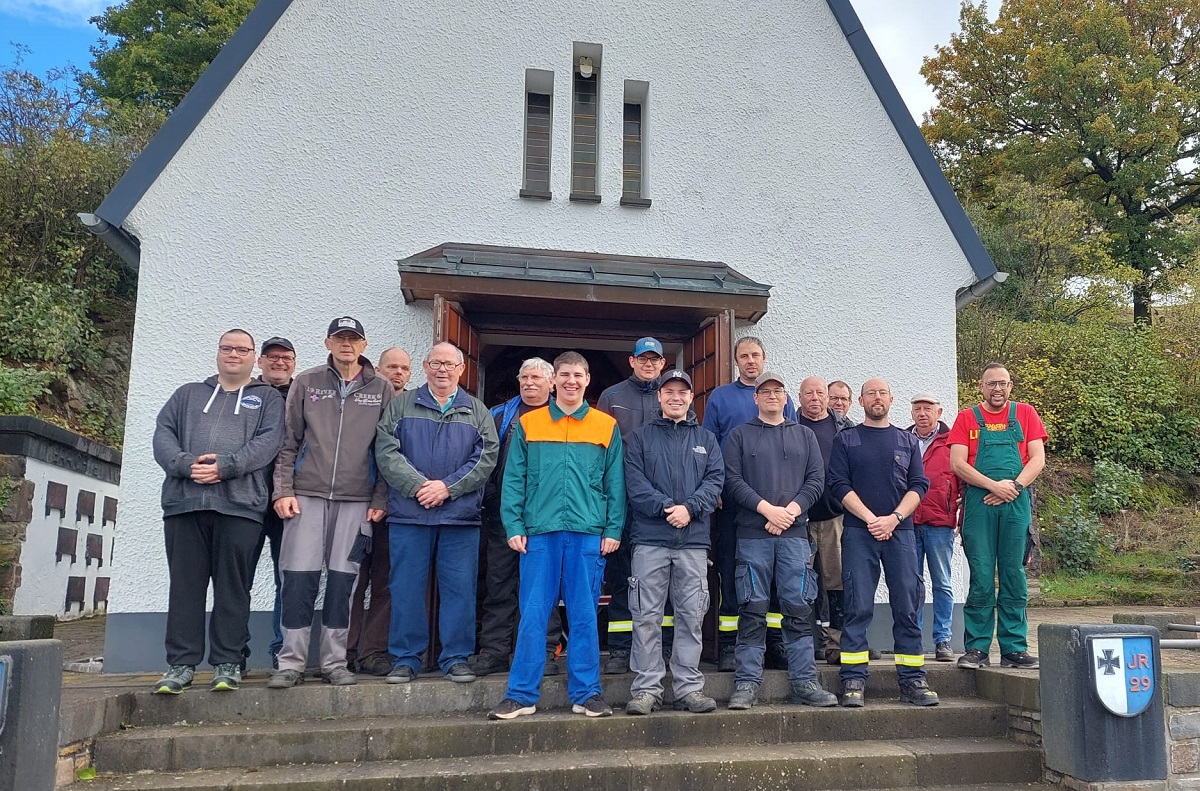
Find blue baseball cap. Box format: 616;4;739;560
632;337;664;357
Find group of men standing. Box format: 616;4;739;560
152;322;1045;717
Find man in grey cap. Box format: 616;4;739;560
269;317;393;689
624;370;725;715
722;372;837;710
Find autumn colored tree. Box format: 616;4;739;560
87;0;256;110
923;0;1200;323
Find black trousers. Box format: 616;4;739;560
477;508;562;657
164;510;262;667
715;505;739;649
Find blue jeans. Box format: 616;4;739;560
506;532;606;706
733;536;817;686
914;525;955;646
387;524;479;674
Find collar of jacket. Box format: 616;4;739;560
906;420;950;438
324;354;377;383
747;416;798;429
548;399;590;421
628;374;660;393
415;384;470;411
650;414;699;428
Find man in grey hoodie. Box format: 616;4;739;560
151;329;286;694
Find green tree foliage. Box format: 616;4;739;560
923;0;1200;323
87;0;256;110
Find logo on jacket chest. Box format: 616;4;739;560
692;446;707;455
352;392;382;407
307;387;335;402
239;394;262;411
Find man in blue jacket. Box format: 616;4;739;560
375;342;498;684
723;372;837;710
624;371;725;715
702;337;796;670
828;378;938;708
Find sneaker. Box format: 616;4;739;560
841;679;865;708
267;668;304;689
935;642;954;662
728;682;759;710
572;694;613;717
824;648;841;665
322;667;357;686
210;663;241;691
359;653;395;677
544;654;561;676
152;665;194;695
468;653;508;676
488;698;536;720
446;662;477;683
1001;651;1039;669
958;648;991;669
674;690;717;713
386;665;415;684
791;679;838;707
603;650;630;675
625;691;661;715
900;679;940;706
717;645;736;672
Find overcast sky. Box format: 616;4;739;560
0;0;996;119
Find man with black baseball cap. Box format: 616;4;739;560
269;316;393;689
624;370;724;715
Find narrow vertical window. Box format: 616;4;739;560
570;43;602;202
621;80;651;207
521;68;553;200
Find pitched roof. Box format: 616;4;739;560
90;0;997;289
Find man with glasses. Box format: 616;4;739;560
246;337;296;670
269;317;393;689
828;381;855;424
151;329;286;694
346;347;413;676
949;364;1047;670
701;337;797;671
376;342;498;684
597;337;667;674
828;379;937;708
723;372;837;711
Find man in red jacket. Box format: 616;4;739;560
908;393;961;662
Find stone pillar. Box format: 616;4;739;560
0;455;33;614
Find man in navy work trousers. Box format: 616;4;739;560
828;377;938;708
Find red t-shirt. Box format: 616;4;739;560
947;402;1048;466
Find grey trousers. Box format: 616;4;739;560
629;545;709;700
277;496;368;673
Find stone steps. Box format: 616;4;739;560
85;737;1044;790
95;698;1007;773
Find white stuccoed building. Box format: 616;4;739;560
87;0;1001;671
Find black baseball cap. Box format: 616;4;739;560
261;337;294;354
327;317;366;339
659;370;693;390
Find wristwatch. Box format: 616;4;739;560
1013;481;1025;493
892;511;904;522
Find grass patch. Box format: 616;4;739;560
1042;545;1200;606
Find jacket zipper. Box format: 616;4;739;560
328;372;363;499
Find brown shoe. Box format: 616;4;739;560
825;649;841;665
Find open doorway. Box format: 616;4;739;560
480;342;630;407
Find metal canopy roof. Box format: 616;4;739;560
397;244;773;323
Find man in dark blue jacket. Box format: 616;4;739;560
722;372;838;711
374;342;498;684
828;378;937;708
624;371;725;715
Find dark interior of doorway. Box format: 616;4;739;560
481;344;630;406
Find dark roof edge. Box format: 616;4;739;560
92;0;295;229
824;0;997;286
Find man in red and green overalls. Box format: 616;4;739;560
948;363;1047;671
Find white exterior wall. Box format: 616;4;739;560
111;0;975;618
13;458;117;619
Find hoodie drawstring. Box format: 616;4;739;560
234;384;245;415
202;383;220;414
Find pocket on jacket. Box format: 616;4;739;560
734;562;755;606
893;452;911;489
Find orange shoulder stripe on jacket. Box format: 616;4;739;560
521;407;615;447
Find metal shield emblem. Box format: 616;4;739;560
1089;635;1155;717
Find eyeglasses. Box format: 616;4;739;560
426;360;462;371
330;333;364;343
219;345;254;356
863;390;891;398
983;380;1013;389
757;388;786;397
264;354;295;363
634;356;664;365
828;395;851;402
